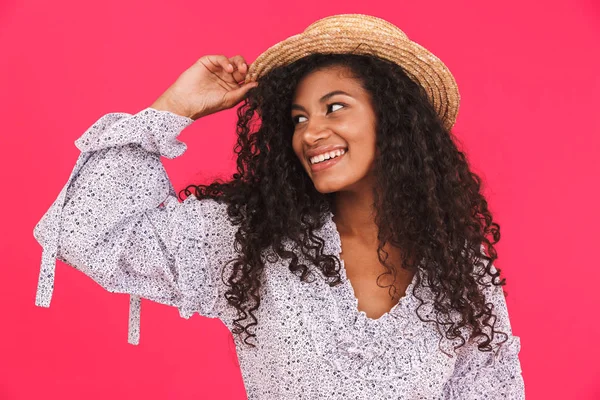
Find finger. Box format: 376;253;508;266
228;55;248;83
224;82;258;106
243;81;259;94
222;79;241;91
231;68;245;83
203;55;240;89
229;55;247;74
200;55;231;75
206;54;234;73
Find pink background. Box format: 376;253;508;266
1;0;599;398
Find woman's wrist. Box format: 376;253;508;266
150;93;194;120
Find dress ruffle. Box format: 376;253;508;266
298;277;444;381
295;212;459;381
442;335;523;399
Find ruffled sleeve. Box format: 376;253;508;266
33;107;222;345
441;259;525;399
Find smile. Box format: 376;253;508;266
309;149;346;164
309;150;346;173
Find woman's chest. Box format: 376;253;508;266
339;240;416;320
235;262;457;386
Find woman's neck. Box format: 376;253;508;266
332;187;379;244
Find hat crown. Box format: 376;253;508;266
246;13;459;130
303;14;408;40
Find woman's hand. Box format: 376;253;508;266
150;54;258;121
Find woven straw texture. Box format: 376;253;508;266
245;14;460;130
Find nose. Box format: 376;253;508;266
300;116;332;146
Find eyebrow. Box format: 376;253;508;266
291;90;352;112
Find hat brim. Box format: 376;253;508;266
245;30;459;130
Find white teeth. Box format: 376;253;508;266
309;149;346;164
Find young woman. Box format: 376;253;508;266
33;14;524;400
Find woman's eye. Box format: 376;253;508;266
293;115;307;124
328;103;344;113
292;103;345;125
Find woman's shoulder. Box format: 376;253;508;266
176;195;238;241
181;195;233;233
179;195;229;217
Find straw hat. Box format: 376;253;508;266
244;14;460;130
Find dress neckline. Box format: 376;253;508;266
324;210;420;323
296;211;435;381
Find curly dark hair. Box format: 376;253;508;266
179;52;509;354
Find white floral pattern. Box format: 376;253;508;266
33;108;525;399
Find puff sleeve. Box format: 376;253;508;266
441;261;525;399
33;107;221;345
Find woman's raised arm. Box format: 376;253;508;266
34;108;205;344
33;54;258;344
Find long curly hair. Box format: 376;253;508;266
179;52;509;354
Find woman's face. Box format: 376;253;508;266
291;66;378;194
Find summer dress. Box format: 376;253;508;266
33;107;525;399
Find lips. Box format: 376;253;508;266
308;150;347;173
305;144;348;160
309;148;346;165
